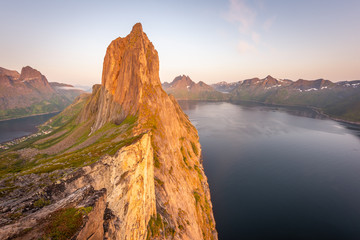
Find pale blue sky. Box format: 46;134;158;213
0;0;359;86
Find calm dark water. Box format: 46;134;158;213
0;112;58;143
179;101;360;240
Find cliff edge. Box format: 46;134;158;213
0;23;217;240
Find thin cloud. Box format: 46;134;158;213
225;0;275;54
264;16;276;31
226;0;256;34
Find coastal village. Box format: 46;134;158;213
0;127;52;150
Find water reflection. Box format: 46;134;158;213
179;101;360;240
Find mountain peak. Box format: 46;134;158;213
130;22;143;34
75;25;217;239
265;75;275;80
99;22;160;124
20;66;42;80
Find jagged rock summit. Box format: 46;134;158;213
78;23;218;238
0;23;217;240
101;23;161;113
81;22;165;132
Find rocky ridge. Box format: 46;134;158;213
0;66;83;120
163;75;225;101
0;23;217;240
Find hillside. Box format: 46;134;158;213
49;82;85;102
0;23;217;240
163;75;227;101
0;66;83;120
211;81;242;93
230;76;360;123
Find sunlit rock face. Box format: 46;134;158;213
0;23;217;240
83;22;218;240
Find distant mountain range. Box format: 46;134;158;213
211;81;242;93
162;75;227;101
164;75;360;123
0;66;84;120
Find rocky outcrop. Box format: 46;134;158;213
0;23;217;239
78;22;217;239
18;66;54;95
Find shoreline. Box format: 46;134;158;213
233;100;360;126
0;111;60;122
178;99;360;126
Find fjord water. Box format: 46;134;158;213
179;101;360;240
0;112;58;143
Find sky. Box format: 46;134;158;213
0;0;359;86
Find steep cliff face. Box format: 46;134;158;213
0;23;217;239
78;22;217;239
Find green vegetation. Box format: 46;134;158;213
33;198;51;208
146;213;176;239
0;109;140;195
230;87;360;124
190;141;199;156
9;211;22;220
165;226;176;238
146;214;163;239
151;135;161;169
0;95;70;121
0;103;140;177
180;146;191;169
154;153;161;168
42;207;92;240
178;224;184;231
194;165;203;180
154;177;164;186
193;191;201;205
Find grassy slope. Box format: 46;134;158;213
0;94;140;197
0;95;71;121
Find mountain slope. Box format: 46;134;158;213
0;23;217;240
49;82;85;102
0;66;83;120
230;76;360;123
163;75;227;101
211;81;242;93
